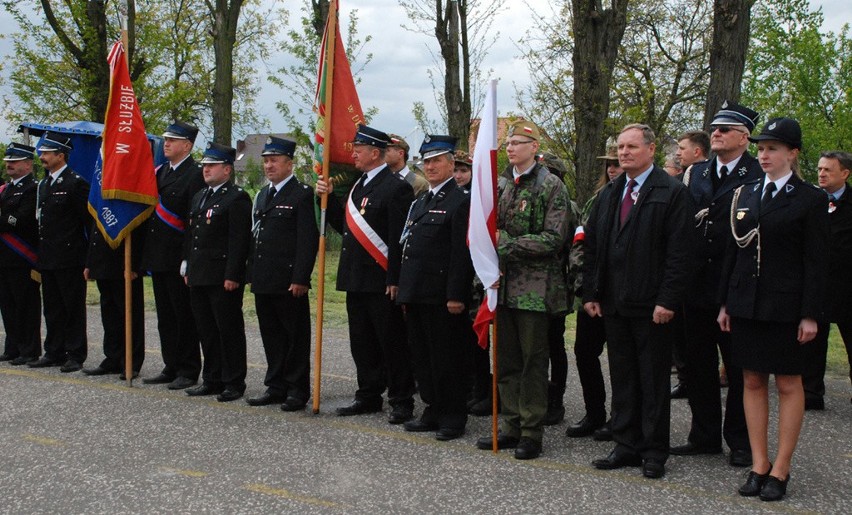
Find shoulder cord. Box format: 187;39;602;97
729;185;761;276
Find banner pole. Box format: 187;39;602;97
121;5;133;387
313;0;339;415
491;317;498;453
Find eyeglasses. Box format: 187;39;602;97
502;139;535;149
711;126;746;134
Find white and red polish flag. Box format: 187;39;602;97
468;80;500;348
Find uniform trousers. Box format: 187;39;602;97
345;291;415;409
151;271;200;380
407;304;470;430
574;309;608;424
803;322;852;401
190;284;247;391
682;307;749;452
548;314;568;390
254;292;311;402
94;277;145;372
496;307;549;442
41;267;87;363
604;312;672;462
0;267;41;359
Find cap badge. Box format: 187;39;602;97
424;135;431;143
768;122;777;130
266;137;272;144
722;100;728;109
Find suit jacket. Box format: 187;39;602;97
582;166;696;317
397;180;473;305
826;185;852;322
85;224;145;281
248;178;319;294
720;175;828;322
325;166;414;292
185;181;252;287
37;167;91;270
0;174;39;269
685;152;763;309
140;156;206;272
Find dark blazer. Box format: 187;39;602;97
85;224;146;280
140;156;206;272
685;152;763;308
720;175;828;322
582;166;696;317
248;178;319;294
37;167;91;270
185;181;252;286
0;174;39;268
397;180;473;305
826;185;852;322
325;166;414;292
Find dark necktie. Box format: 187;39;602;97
266;185;276;205
355;173;368;192
200;187;212;208
719;165;729;179
425;191;434;203
761;182;776;209
619;179;637;227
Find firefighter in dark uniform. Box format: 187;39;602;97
183;143;252;402
246;136;319;410
398;135;474;440
29;132;90;373
141;120;207;390
0;143;42;365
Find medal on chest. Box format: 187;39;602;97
360;197;368;215
206;208;213;224
829;201;837;213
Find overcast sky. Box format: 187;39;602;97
0;0;850;149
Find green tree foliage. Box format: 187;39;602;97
741;0;852;177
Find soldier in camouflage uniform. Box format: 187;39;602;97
475;120;571;460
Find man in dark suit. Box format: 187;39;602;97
0;143;42;365
246;136;318;410
183;143;252;402
397;135;473;441
29;132;90;373
672;102;761;468
82;227;145;379
315;124;416;424
805;151;852;409
141;120;206;390
583;123;694;479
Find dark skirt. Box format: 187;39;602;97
730;317;804;375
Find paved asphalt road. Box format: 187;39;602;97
1;305;850;514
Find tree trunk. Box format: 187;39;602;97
571;0;630;205
311;0;330;38
437;1;468;148
210;0;245;145
703;0;755;127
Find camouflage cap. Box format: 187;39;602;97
387;134;410;152
538;152;567;179
596;144;619;161
453;150;472;167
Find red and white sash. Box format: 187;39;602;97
345;189;389;270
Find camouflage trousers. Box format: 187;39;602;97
496;307;550;442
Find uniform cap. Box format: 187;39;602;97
162;120;199;143
507;120;541;141
200;142;237;164
3;142;36;161
453;150;472;166
387;134;410;153
37;132;73;153
420;135;457;159
352;124;390;148
748;117;802;150
710;100;760;132
261;136;296;157
596;144;619;161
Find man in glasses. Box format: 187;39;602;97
671;101;763;468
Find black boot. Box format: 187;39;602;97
543;382;565;426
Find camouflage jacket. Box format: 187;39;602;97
496;163;571;314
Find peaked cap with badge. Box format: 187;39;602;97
420;135;457;159
261;136;297;158
162;120;199;143
200;142;237;164
352;124;390;149
749;117;802;150
3;143;36;161
37;132;73;153
711;100;760;133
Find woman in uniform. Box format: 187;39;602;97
718;118;828;501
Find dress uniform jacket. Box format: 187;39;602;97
185;181;252;286
0;174;39;267
720;175;828;323
37;167;90;269
326;166;413;291
141;157;206;272
248;178;318;293
825;185;852;323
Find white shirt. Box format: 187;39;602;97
269;174;295;194
762;171;794;199
49;165;68;184
717;155;743;178
621;165;654;201
361;165;385;186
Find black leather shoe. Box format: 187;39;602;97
28;357;61;368
246;392;285;406
729;449;753;467
435;427;465;441
592;450;642;470
336;399;382;416
642;458;666;479
738;465;772;497
60;360;82;373
0;353;16;361
83;366;119;376
468;396;494;416
804;397;825;411
759;475;789;501
280;397;307;412
388;406;414;424
403;419;439;432
186;383;224;396
670;382;687;399
565;416;604;438
475;432;519;450
216;388;243;402
167;377;197;390
118;371;139;380
143;373;175;385
10;356;37;366
593;421;613;441
670;442;723;456
514;437;542;460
